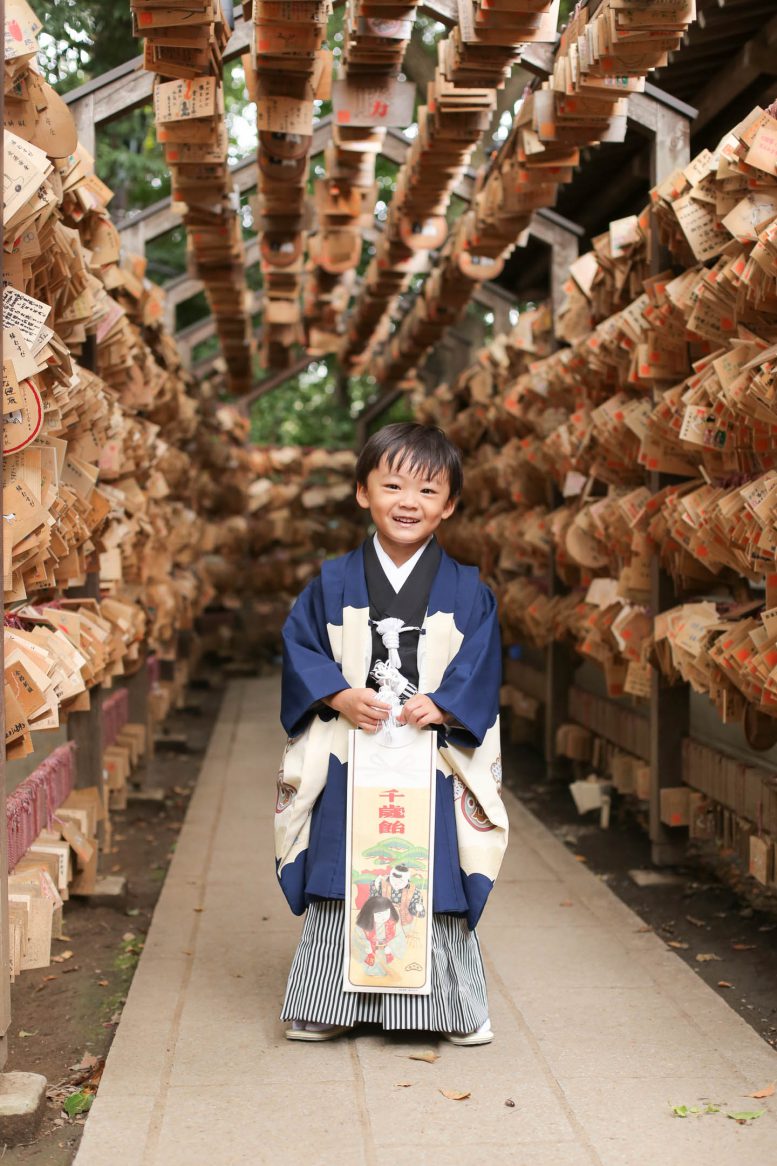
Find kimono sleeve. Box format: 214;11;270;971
426;582;501;749
281;575;349;737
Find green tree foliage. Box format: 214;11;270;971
249;358;412;448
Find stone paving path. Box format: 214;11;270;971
74;678;777;1166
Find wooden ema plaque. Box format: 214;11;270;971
344;726;436;996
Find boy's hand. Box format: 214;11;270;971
398;694;450;729
324;688;392;732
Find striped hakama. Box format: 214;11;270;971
281;899;489;1033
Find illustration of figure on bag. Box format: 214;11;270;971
354;895;407;976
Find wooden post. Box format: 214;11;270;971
66;578;105;792
526;210;584;321
645;92;695;865
126;658;155;784
533;215;581;778
544;549;574;779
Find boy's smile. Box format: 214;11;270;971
355;456;456;567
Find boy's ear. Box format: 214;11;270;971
355;481;371;511
441;496;457;520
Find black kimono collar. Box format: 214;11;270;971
363;536;442;627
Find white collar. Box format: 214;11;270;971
373;533;432;593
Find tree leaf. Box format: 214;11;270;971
18;1029;37;1039
746;1084;775;1099
440;1089;471;1101
394;1082;414;1088
717;981;734;989
695;952;722;962
727;1110;765;1123
668;940;689;949
408;1051;439;1063
732;943;757;951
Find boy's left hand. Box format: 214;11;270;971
398;694;450;729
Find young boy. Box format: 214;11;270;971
275;422;508;1044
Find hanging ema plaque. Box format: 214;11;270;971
343;724;436;995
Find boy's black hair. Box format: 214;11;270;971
355;422;463;500
356;894;400;931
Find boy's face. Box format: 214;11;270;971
356;455;456;562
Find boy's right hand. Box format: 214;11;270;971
324;688;392;732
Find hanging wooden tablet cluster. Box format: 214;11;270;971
303;2;420;355
575;0;696;78
303;145;375;355
450;0;560;88
250;0;333;368
341;0;419;76
371;0;697;385
338;61;497;373
1;0;274;762
131;0;256;396
338;0;561;378
426;103;777;727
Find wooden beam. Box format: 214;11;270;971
237;354;316;408
690;14;777;134
417;0;457;26
163;236;260;310
118;156;256;242
63;4;252;128
525;214;580;319
117;118;333;244
355;388;403;447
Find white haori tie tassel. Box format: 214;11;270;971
374;617;421;670
370;660;417;743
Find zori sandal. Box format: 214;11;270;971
285;1021;352;1042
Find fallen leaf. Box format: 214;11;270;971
63;1091;93;1119
668;940;689;950
574;855;587;862
121;932;135;942
686;915;706;928
407;1051;439;1064
635;925;653;933
559;900;574;907
18;1030;37;1039
54;936;73;943
695;953;722;962
671;1104;699;1118
394;1082;414;1089
746;1084;775;1099
440;1090;470;1101
42;974;57;982
51;950;74;963
732;943;757;951
718;981;734;989
505;1098;516;1108
126;908;140;917
97;980;109;988
727;1110;765;1124
193;907;204;914
704;1104;722;1114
